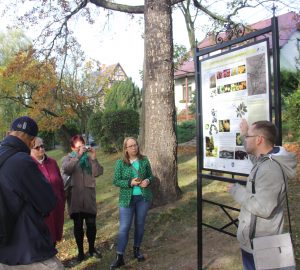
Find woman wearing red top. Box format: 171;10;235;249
31;137;65;246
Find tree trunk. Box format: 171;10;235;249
143;0;181;206
179;0;196;58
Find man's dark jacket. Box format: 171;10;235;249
0;135;57;265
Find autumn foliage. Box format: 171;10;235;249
1;48;78;131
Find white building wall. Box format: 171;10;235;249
280;32;300;71
174;76;196;113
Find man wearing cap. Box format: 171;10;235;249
0;116;64;269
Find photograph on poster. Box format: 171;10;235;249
236;133;243;146
200;40;270;174
210;73;216;88
231;66;238;76
205;136;218;157
219;119;231;132
234;147;248;160
219;147;234;159
247;53;267;96
238;64;246;74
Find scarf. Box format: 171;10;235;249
70;151;92;175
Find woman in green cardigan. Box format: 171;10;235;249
110;137;153;269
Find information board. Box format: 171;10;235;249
200;40;270;174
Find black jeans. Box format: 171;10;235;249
71;212;97;255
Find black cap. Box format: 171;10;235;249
10;116;38;137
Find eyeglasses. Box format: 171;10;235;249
127;144;138;149
244;135;259;139
33;145;45;150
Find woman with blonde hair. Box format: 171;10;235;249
110;137;153;269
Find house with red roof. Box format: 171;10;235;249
174;11;300;116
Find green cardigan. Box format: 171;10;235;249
113;157;153;207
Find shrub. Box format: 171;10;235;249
104;78;141;111
285;88;300;141
176;120;196;143
87;111;103;144
280;69;300;97
101;109;139;152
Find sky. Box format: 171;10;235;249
73;2;195;88
72;1;296;88
0;0;298;88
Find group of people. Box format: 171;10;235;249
0;115;297;270
0;116;154;270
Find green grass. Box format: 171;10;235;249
47;147;300;269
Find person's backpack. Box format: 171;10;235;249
0;147;18;247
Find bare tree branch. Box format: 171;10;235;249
44;0;89;58
193;0;283;24
89;0;185;14
171;0;186;5
192;0;228;23
89;0;144;14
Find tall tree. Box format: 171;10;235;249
1;48;68;130
142;0;181;204
177;0;197;57
0;29;31;66
173;44;189;69
0;29;32;137
3;0;297;205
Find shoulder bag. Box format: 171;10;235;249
61;172;72;211
249;158;296;270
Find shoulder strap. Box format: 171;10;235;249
271;159;292;235
131;162;144;179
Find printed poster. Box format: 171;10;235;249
200;40;270;174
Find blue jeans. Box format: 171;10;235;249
117;195;150;254
241;249;256;270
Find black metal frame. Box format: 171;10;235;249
195;16;281;269
198;37;271;175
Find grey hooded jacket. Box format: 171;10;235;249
229;146;297;253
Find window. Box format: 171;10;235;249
182;84;192;102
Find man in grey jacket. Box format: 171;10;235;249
228;120;297;270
